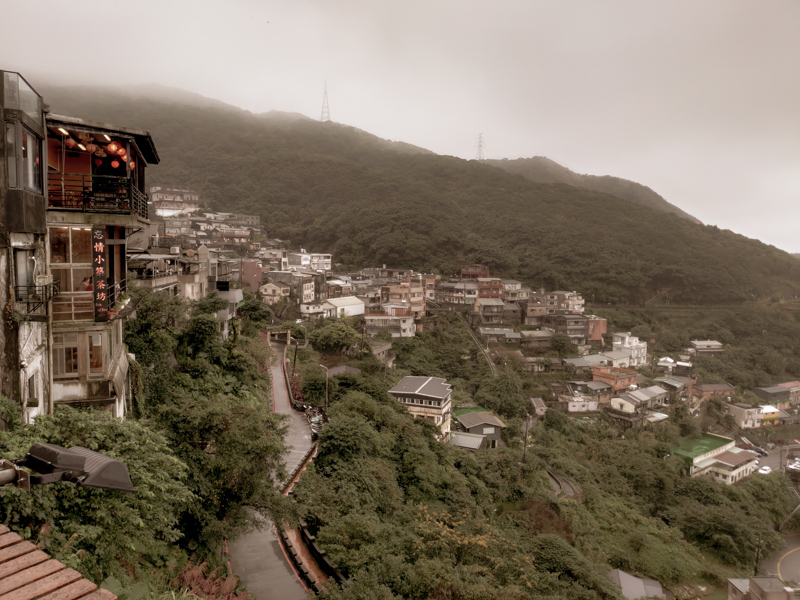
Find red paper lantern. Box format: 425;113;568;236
95;158;103;167
86;143;98;153
129;161;135;169
107;141;120;154
64;138;78;148
117;146;127;157
111;160;120;169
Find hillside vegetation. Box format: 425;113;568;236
41;83;800;304
485;156;697;221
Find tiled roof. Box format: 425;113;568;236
0;524;115;600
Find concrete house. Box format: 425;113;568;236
725;402;762;429
453;411;507;448
474;297;505;325
612;332;648;368
388;376;452;440
323;296;365;318
689;340;724;355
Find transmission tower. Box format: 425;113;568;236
476;133;485;161
320;81;330;122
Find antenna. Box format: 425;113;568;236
476;133;485;161
321;81;330;122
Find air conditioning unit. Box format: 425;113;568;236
170;246;180;255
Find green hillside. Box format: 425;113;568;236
486;156;697;221
40;83;800;304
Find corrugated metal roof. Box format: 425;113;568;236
449;432;485;450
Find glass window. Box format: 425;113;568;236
50;228;94;321
18;77;42;123
5;123;16;188
21;128;41;193
71;228;92;263
49;228;69;263
72;268;93;292
4;73;20;107
53;333;79;379
14;249;35;288
88;332;104;377
28;373;37;400
3;73;42;122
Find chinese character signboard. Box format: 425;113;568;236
92;227;108;322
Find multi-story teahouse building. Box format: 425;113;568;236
0;69;159;424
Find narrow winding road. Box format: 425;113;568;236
227;343;313;600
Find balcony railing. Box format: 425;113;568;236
15;281;61;313
47;173;148;220
107;279;127;310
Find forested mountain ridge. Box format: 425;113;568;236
485;156;697;222
40;83;800;304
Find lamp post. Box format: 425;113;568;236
319;364;329;415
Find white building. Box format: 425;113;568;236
388;376;452;440
612;332;648;368
287;249;332;272
323;296;365;318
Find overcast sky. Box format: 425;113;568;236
3;1;799;252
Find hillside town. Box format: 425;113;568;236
4;69;800;600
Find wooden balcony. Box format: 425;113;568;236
47;173;148;220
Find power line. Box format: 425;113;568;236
320;81;330;122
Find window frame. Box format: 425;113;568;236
4;120;42;193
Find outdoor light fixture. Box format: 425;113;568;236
57;127;69;136
77;143;86;151
0;442;136;493
102;134;111;141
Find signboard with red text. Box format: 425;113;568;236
92;227;108;322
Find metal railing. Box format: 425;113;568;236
47;173;148;220
106;279;126;309
14;281;61;313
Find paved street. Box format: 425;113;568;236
228;344;313;600
761;534;800;584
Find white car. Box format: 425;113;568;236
757;466;772;475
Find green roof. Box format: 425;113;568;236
673;433;733;460
454;406;492;417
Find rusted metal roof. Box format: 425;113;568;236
0;525;115;600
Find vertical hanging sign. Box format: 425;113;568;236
92;227;109;322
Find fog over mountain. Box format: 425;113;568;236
2;0;798;251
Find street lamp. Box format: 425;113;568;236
0;442;136;493
319;364;329;414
